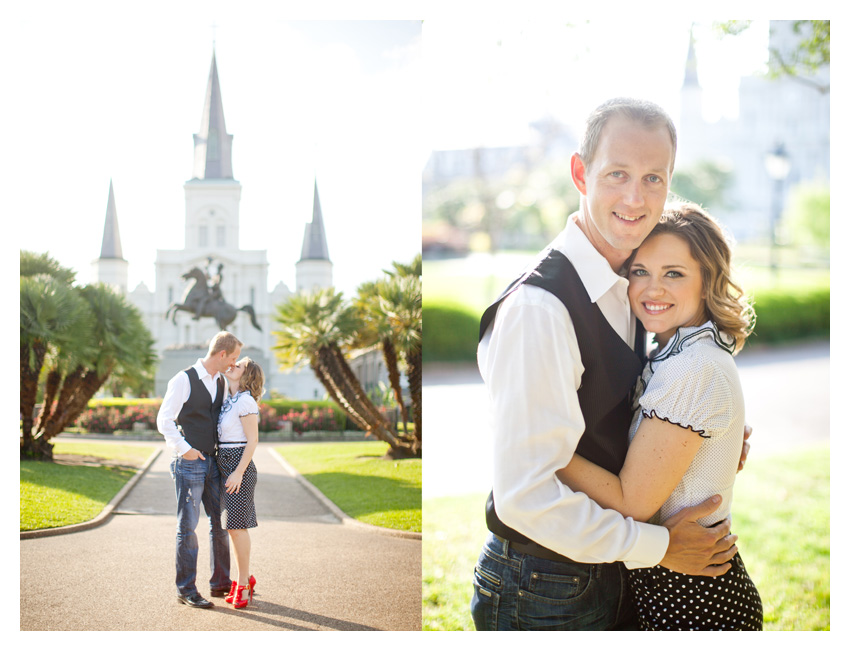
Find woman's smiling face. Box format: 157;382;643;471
628;232;707;346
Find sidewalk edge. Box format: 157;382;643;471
21;447;162;540
267;447;421;541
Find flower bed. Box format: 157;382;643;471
72;399;358;435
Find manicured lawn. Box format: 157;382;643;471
276;441;421;533
422;444;829;631
20;441;155;531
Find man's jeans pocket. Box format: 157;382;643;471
516;566;596;630
471;563;502;630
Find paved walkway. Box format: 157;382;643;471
423;340;830;499
20;442;421;631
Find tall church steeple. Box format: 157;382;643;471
680;24;704;138
683;27;700;89
296;178;333;292
93;179;129;294
184;49;242;253
299;179;331;262
192;50;234;180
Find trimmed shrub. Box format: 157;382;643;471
423;286;830;362
748;286;830;345
423;301;480;363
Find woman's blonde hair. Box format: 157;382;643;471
644;201;755;354
238;357;266;401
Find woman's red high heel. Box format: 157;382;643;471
225;575;255;603
233;582;253;609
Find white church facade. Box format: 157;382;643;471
93;52;333;399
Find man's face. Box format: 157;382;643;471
572;115;675;268
219;347;242;374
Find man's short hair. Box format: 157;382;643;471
208;331;243;356
579;97;678;171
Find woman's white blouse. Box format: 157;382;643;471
217;392;259;444
629;321;745;527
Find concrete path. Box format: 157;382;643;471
20;442;421;631
423;340;830;499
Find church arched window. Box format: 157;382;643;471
216;224;226;247
199;224;208;247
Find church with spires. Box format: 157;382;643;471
92;51;333;398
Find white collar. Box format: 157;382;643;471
550;214;627;304
193;358;220;382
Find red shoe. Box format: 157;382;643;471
233;582;253;609
225;575;255;603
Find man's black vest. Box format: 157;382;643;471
479;249;646;545
177;367;225;455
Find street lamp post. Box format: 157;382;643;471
764;143;791;279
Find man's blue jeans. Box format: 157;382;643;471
170;454;230;597
470;533;639;630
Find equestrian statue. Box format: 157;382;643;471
165;263;262;332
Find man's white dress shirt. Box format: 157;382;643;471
156;358;224;456
478;214;669;568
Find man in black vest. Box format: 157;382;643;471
471;98;747;630
157;331;243;608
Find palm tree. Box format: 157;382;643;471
21;250;156;459
20;253;95;458
273;287;415;456
354;279;410;434
377;274;422;453
353;254;422;446
35;283;157;447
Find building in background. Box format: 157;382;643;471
677;20;829;240
93;51;333;398
423;20;829;252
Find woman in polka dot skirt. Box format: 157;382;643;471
218;357;265;609
559;202;762;630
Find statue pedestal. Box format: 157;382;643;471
155;345;271;397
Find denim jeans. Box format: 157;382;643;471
470;533;639;630
170;454;231;597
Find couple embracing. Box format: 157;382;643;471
472;98;763;631
156;331;266;610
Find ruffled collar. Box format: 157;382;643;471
224;390;249;405
649;321;734;369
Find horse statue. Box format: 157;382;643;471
165;267;262;332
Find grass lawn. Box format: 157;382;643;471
423;444;829;631
20;441;156;531
276;441;421;533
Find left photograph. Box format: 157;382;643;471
18;12;422;632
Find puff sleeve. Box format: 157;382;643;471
237;394;259;418
639;351;734;439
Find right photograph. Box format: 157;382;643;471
421;19;829;631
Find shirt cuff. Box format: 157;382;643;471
622;521;670;569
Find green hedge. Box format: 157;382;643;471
423;301;480;363
748;286;830;345
424;286;830;362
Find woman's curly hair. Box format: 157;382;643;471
238;357;266;401
644;201;756;354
